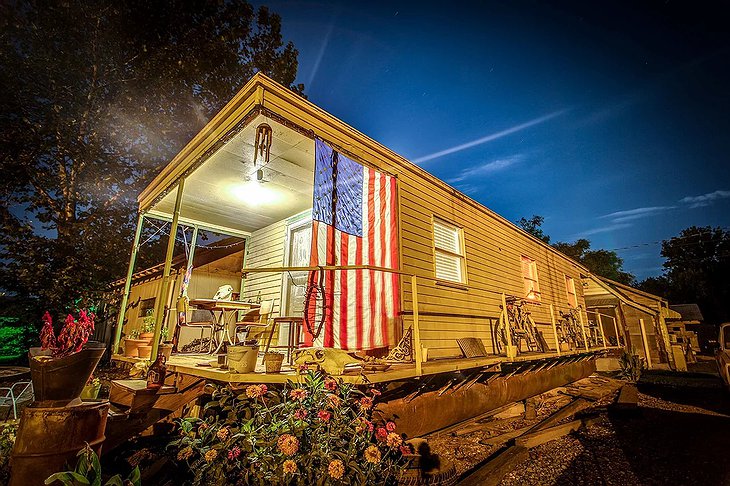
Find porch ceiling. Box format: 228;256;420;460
150;114;315;234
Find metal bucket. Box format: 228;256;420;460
29;342;106;407
228;345;259;373
9;401;109;486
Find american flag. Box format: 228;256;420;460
303;139;400;350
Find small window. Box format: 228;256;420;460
521;256;541;301
433;218;466;283
565;275;577;307
139;298;156;317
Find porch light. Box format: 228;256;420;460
227;180;280;206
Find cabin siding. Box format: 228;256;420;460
241;219;287;317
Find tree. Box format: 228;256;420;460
647;226;730;324
516;215;551;243
553;239;635;285
0;1;302;317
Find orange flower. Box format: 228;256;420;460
289;388;308;401
364;445;381;464
386;432;402;448
204;449;218;463
277;434;300;456
177;447;193;461
318;410;332;422
283;459;298;474
246;384;267;398
216;427;230;440
327;394;342;408
328;459;345;479
359;396;373;410
324;377;338;391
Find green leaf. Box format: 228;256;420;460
45;471;90;485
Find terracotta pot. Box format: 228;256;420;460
137;345;152;359
28;342;105;407
139;332;155;345
159;342;173;361
124;338;147;357
264;352;285;373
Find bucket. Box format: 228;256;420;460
9;401;109;486
264;352;285;373
228;345;259;373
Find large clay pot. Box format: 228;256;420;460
228;345;259;373
28;342;106;407
137;345;152;359
124;338;147;357
139;332;155;345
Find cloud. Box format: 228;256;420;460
447;154;524;184
572;223;633;238
412;109;567;164
679;190;730;208
600;206;677;224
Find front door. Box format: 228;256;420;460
280;219;312;344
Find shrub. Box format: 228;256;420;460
0;421;18;484
170;372;410;485
45;443;140;486
618;348;645;383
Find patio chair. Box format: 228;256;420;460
0;381;33;420
233;299;274;344
173;297;216;354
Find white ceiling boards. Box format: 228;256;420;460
151;114;315;235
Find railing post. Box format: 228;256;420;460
578;306;589;351
151;180;185;361
501;293;516;358
597;312;608;349
113;212;145;355
550;304;560;356
611;315;621;347
410;274;423;376
639;318;653;369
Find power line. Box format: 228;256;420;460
610;226;730;252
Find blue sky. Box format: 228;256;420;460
257;0;730;280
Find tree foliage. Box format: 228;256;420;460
0;1;302;316
639;226;730;324
516;215;550;243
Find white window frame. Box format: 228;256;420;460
565;274;577;308
521;255;541;301
433;218;467;284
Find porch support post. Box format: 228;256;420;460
549;304;560;356
597;312;608;349
113;212;145;354
502;293;515;358
151;180;185;361
185;225;200;283
578;306;589;351
639;318;653;369
411;274;423;376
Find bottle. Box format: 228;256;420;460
146;354;167;390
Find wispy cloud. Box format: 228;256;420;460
447;154;524;183
679;190;730;208
412;109;567;164
573;223;633;238
600;206;677;224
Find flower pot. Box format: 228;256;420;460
28;342;105;407
139;332;155;345
137;345;152;360
160;342;173;361
124;338;147;357
80;382;101;400
264;352;285;373
228;345;259;373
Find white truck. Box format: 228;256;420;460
716;323;730;390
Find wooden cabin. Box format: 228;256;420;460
111;72;621;370
583;275;679;369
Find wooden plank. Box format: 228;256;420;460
524;398;590;434
460;445;529;486
614;384;638;410
514;419;582;448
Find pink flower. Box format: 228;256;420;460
246;384;268;398
370;388;382;397
327;394;342;408
227;446;241;460
359;396;373;410
386;421;396;432
400;445;412;456
293;409;308;420
324;377;338;391
376;427;388;441
289;388;308;401
318;410;332;422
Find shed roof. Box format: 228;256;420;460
669;304;704;322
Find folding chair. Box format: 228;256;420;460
173;296;216;354
0;381;33;420
233;300;274;344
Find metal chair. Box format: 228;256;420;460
173;297;216;354
0;381;33;420
233;300;274;344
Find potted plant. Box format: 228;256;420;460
263;351;285;373
139;313;156;344
29;310;105;406
124;329;147;358
159;326;173;361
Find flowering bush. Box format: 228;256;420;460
39;310;95;358
0;421;18;484
170;371;410;485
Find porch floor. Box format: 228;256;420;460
112;346;619;385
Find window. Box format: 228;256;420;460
433;218;466;283
565;275;577;307
520;256;541;301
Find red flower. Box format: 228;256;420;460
369;388;382;397
324;377;338;391
294;409;308;420
400;445;412;456
227;446;241;460
359;396;373;410
376;427;388;441
386;421;396;432
318;410;332;422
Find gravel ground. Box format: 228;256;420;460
500;384;730;486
